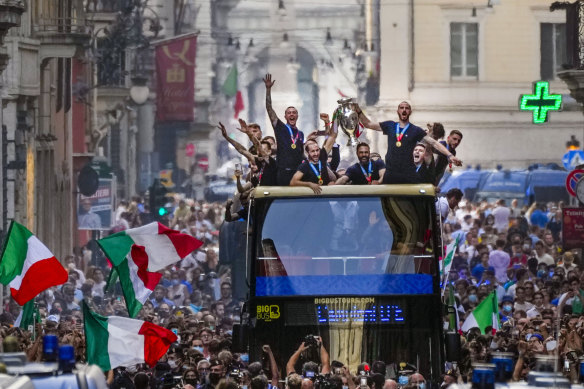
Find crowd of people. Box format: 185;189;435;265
0;72;578;389
441;198;581;382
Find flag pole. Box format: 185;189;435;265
0;220;15;314
32;301;37;340
0;220;15;266
439;205;450;296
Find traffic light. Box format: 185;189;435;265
149;179;169;221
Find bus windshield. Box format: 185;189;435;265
255;196;436;296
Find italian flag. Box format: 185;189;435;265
460;291;500;335
440;235;460;277
83;303;177;371
97;222;202;317
0;221;68;305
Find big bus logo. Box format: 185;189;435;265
257;305;280;321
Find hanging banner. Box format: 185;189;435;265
563;208;584;250
78;178;114;231
155;34;197;122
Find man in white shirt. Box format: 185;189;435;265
436;188;463;221
534;241;554;266
513;286;534;313
527;291;545;318
488;239;511;283
558;251;578;272
492;199;510;233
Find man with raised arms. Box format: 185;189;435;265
354;101;462;184
263;73;305;186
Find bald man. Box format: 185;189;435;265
383;380;397;389
409;373;426;389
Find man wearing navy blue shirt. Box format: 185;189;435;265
336;142;386;185
290;118;338;194
263;73;305;186
354;101;462;184
413;142;436;184
435;130;463;185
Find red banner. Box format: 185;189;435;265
563;208;584;250
155;35;196;122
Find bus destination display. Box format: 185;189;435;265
316;304;405;324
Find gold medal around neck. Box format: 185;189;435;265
396;141;402;147
318;179;324;185
291;144;297;149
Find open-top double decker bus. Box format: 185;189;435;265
236;184;448;382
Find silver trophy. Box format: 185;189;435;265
335;97;360;147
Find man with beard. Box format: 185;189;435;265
290;118;338;194
434;130;463;185
354;101;462;184
264;73;305;185
335;142;385;185
199;358;225;389
150;285;174;308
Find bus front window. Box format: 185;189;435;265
255;196;436;296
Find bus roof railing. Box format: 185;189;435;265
253;184;436;199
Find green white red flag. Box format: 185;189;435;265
97;222;202;317
441;235;461;277
0;221;68;305
83;303;177;371
15;299;41;339
460;291;500;335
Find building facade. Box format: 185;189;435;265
1;0;90;258
374;0;583;168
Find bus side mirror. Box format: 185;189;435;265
445;331;461;362
232;324;249;353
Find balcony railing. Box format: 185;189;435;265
551;0;584;70
84;0;122;13
33;0;89;35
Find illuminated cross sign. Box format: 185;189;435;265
519;81;562;124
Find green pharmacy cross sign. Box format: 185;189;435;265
519;81;562;124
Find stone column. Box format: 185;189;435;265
0;0;25;313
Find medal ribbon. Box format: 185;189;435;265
359;161;372;183
395;123;410;143
285;124;299;147
258;165;265;184
309;160;322;183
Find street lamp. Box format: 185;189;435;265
129;75;150;105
